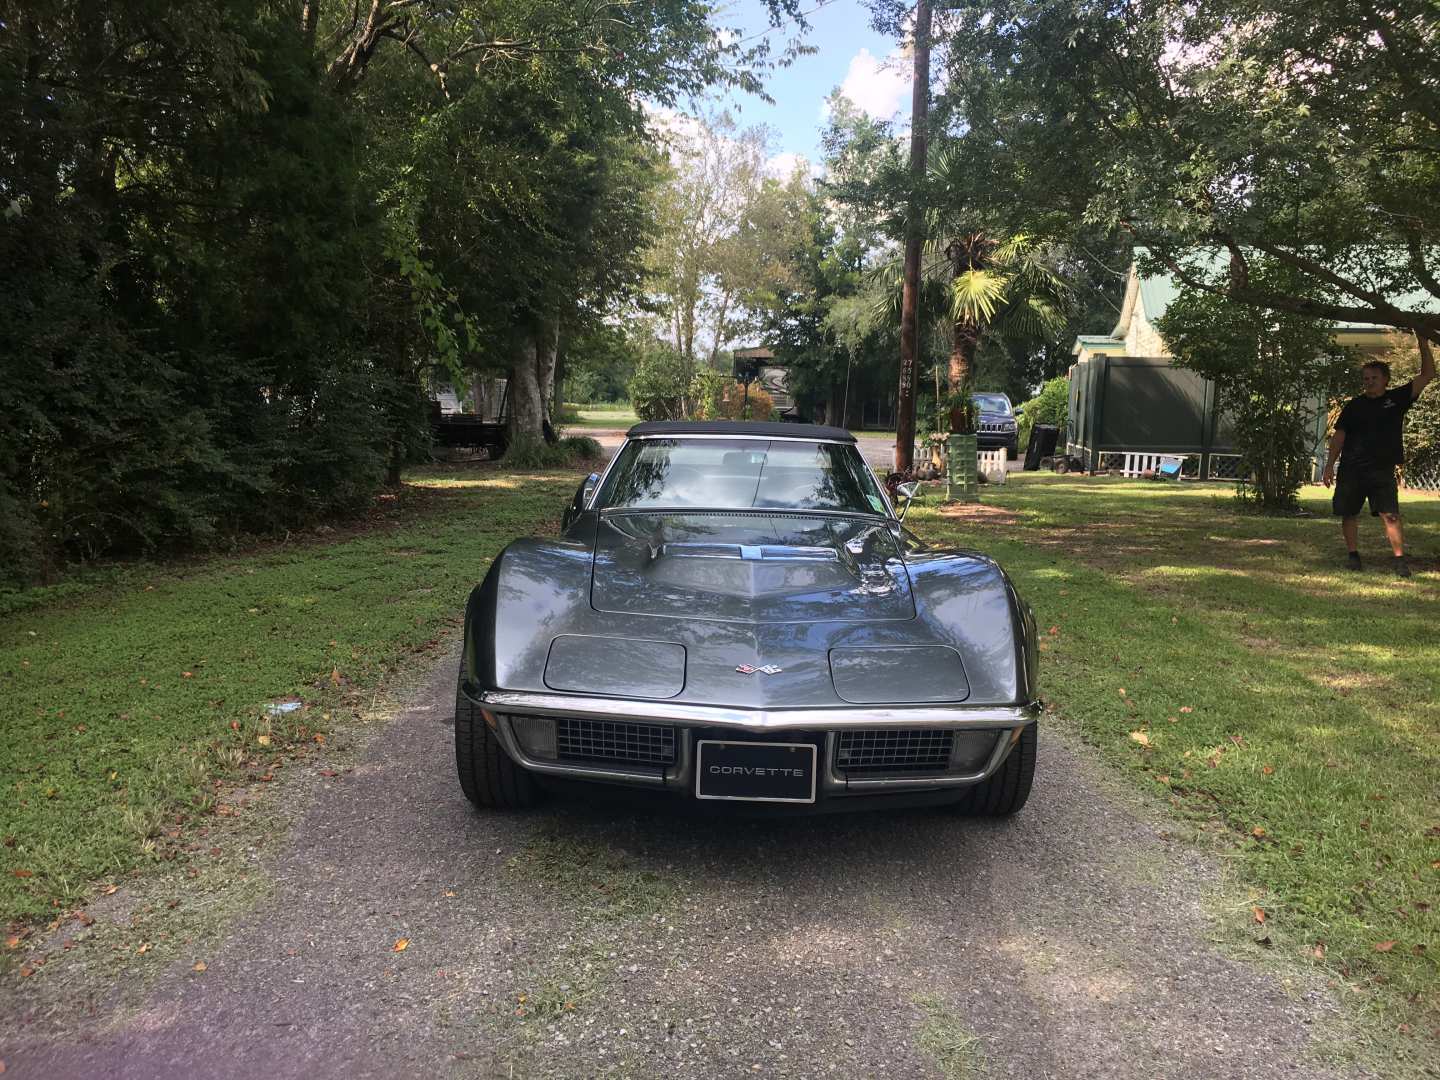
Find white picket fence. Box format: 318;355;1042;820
1103;452;1186;478
977;449;1008;484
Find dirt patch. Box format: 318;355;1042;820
936;503;1023;526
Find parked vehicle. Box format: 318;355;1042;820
455;420;1039;815
972;393;1020;460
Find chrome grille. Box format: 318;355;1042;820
835;729;953;774
556;718;676;767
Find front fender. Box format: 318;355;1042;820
462;537;595;694
905;551;1039;705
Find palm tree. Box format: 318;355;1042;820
867;228;1071;436
941;229;1072;432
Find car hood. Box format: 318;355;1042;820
590;512;915;625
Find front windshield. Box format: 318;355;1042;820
597;438;890;516
972;393;1012;415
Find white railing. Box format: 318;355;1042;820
1098;452;1186;477
977;449;1008;484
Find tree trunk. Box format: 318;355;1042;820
708;290;732;366
896;0;932;472
536;319;559;441
508;333;544;442
948;320;979;433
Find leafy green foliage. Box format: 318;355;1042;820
502;434;602;468
1016;375;1069;450
1158;262;1351;512
933;0;1440;338
628;342;694;420
0;1;391;583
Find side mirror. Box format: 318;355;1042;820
562;472;601;530
895;480;920;521
1013;405;1025;417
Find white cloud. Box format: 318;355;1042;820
765;152;819;180
835;47;911;121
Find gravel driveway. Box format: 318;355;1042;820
2;652;1377;1080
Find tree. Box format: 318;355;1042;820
932;0;1440;347
1157;261;1352;512
647;113;772;364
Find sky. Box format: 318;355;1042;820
704;0;912;176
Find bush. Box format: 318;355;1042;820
1158;261;1351;512
690;369;730;419
502;434;604;469
716;383;775;420
1017;375;1069;451
628;345;692;420
560;435;604;461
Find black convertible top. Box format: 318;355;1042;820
627;420;856;442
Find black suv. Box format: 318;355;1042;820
973;392;1019;460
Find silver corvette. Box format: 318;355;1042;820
456;421;1039;814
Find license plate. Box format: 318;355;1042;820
695;740;817;804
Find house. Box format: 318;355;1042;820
1065;253;1402;478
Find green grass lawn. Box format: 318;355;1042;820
3;465;1436;1047
0;466;576;922
909;475;1439;1038
563;407;639;429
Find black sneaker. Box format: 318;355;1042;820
1394;556;1412;578
1346;551;1362;571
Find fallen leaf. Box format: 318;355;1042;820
229;721;240;731
330;667;341;687
1179;706;1193;714
1253;907;1266;924
1047;626;1059;635
256;734;271;747
313;733;325;744
1252;827;1266;839
103;884;118;895
5;935;20;949
19;967;33;977
1167;716;1178;723
193;961;207;972
393;938;409;952
1262;765;1274;775
11;869;34;879
136;942;150;954
1374;940;1396;952
1313;942;1326;959
1118;688;1127;697
182;672;193;679
76;912;94;927
1129;731;1150;746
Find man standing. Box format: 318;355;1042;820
1322;333;1435;576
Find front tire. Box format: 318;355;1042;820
455;675;539;809
957;723;1036;816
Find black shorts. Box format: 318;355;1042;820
1332;467;1400;517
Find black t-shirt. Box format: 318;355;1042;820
1336;381;1416;469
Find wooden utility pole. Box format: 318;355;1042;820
895;0;931;472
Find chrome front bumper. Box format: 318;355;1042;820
465;686;1040;796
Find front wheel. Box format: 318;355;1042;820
455;675;540;809
957;723;1036;816
1006;441;1018;461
